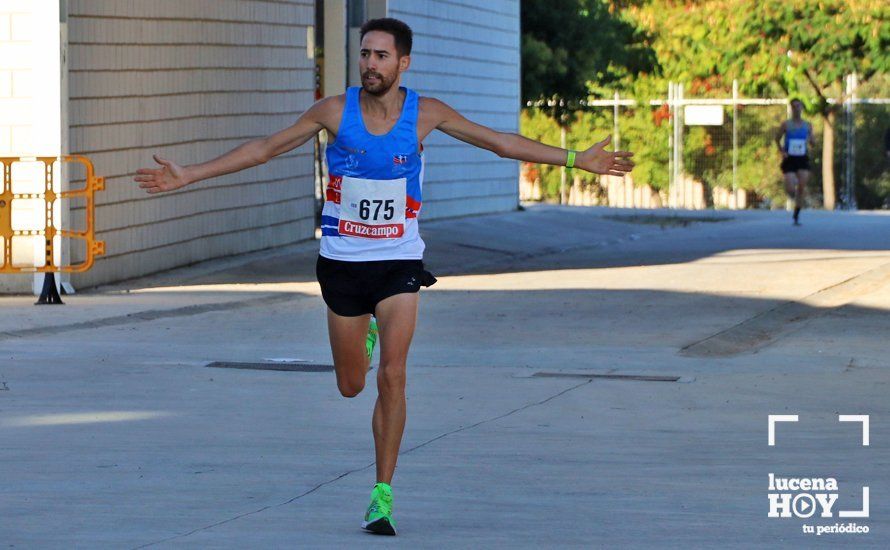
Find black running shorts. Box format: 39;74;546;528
315;255;437;317
781;155;810;173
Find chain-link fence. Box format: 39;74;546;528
834;74;890;210
845;100;890;209
521;76;890;210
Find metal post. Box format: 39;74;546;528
560;124;567;205
732;79;739;209
668;82;674;207
844;73;858;210
674;83;679;208
615;91;628;205
851;72;857;209
677;83;684;208
844;73;849;209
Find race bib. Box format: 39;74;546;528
339;176;406;239
787;138;806;156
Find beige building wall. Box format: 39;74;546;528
388;0;521;219
65;0;317;288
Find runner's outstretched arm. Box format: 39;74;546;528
134;97;340;194
422;97;634;176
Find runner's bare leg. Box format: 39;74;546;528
796;169;809;206
327;310;372;397
784;172;799;207
371;292;419;484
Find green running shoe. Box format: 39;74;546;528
362;482;396;535
366;317;378;361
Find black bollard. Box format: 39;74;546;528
35;272;64;305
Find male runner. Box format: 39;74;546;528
134;17;634;535
775;98;815;225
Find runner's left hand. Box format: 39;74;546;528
577;136;634;176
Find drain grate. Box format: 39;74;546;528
206;362;333;372
533;372;681;382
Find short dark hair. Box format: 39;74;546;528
359;18;413;57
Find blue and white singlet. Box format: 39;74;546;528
784;121;810;157
320;86;425;261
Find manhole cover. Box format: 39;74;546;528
533;372;681;382
206;362;334;372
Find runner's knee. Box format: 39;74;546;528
335;364;366;397
377;363;406;392
338;376;365;398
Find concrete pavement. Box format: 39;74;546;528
1;205;889;548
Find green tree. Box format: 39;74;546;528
521;0;656;203
722;0;890;209
521;1;888;206
631;1;737;93
521;0;655;123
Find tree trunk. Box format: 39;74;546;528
821;108;836;210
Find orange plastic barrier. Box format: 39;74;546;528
0;155;105;273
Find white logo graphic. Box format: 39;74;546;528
838;415;870;446
767;414;870;536
767;414;798;446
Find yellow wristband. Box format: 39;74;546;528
566;150;576;169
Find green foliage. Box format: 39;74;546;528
632;1;737;91
852;76;890;208
681;105;793;204
521;103;792;203
521;105;670;195
709;0;887;206
519;0;890;207
611;107;670;190
722;0;890;101
520;109;565;198
521;0;656;123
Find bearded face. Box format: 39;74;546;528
361;67;396;95
358;31;408;96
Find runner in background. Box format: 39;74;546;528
776;98;816;225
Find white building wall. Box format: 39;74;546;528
0;0;61;294
65;0;317;288
388;0;521;219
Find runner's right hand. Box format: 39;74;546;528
134;155;190;194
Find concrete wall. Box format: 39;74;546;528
388;0;521;219
65;0;317;288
